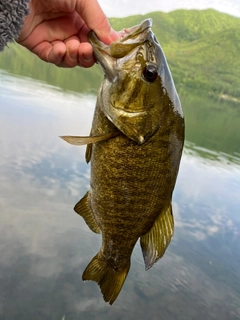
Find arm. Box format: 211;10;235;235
0;0;30;51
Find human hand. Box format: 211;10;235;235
17;0;119;68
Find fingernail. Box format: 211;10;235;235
109;28;119;42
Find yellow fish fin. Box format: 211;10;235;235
82;253;130;305
74;192;101;234
140;203;174;270
59;131;119;146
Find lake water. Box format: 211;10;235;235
0;70;240;319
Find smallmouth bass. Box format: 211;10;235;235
61;19;184;305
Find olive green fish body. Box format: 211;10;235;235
61;19;184;304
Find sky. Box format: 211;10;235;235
98;0;240;18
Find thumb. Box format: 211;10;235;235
76;0;119;44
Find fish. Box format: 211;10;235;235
61;18;184;305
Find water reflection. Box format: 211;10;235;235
0;71;240;319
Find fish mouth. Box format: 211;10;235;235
88;18;152;49
117;18;152;42
88;19;153;79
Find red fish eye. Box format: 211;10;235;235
143;65;158;83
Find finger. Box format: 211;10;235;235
77;42;95;68
31;41;66;65
63;37;95;68
76;0;119;44
31;37;95;68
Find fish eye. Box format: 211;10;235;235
143;65;158;83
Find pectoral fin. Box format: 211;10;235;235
74;192;101;234
140;204;174;270
60;131;119;146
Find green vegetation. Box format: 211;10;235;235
0;9;239;155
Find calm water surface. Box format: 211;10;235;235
0;70;240;320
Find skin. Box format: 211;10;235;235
17;0;119;67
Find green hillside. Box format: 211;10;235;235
0;9;239;100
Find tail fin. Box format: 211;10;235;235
82;253;130;305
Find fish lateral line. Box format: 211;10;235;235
59;131;119;146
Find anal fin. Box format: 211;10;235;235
140;203;174;270
74;192;100;234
